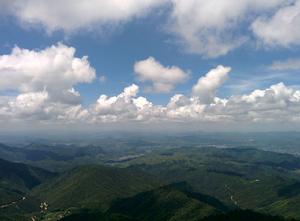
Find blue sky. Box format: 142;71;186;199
1;0;300;131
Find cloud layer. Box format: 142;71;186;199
1;44;300;129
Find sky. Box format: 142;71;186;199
1;0;300;132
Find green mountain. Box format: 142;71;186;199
122;147;300;219
58;182;224;221
33;165;161;211
106;182;225;221
2;143;300;220
0;143;105;172
60;210;296;221
59;183;296;221
0;158;55;202
0;158;56;219
0;143;72;163
200;210;297;221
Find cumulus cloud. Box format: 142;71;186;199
166;94;205;120
3;80;300;127
2;0;165;33
163;82;300;124
269;58;300;71
0;43;96;104
210;83;300;123
0;43;96;123
134;57;188;93
87;65;300;126
91;84;164;122
9;91;48;116
0;93;89;123
192;65;231;104
252;0;300;47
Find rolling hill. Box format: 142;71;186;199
0;158;55;203
32;165;162;211
106;182;225;221
122;147;300;219
58;182;297;221
0;158;56;219
2;144;300;220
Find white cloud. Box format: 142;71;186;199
269;58;300;71
252;1;300;47
0;92;89;123
9;91;48;116
163;82;300;124
134;57;188;93
88;66;300;126
4;79;300;126
0;43;96;123
56;105;90;123
2;0;165;33
90;84;164;122
0;42;300;129
210;82;300;123
166;94;205;119
192;65;231;104
1;0;298;57
168;0;285;57
0;43;96;104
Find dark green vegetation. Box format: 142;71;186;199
1;134;300;220
32;165;160;210
124;147;300;219
59;210;296;221
200;210;298;221
106;182;223;221
0;158;55;219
